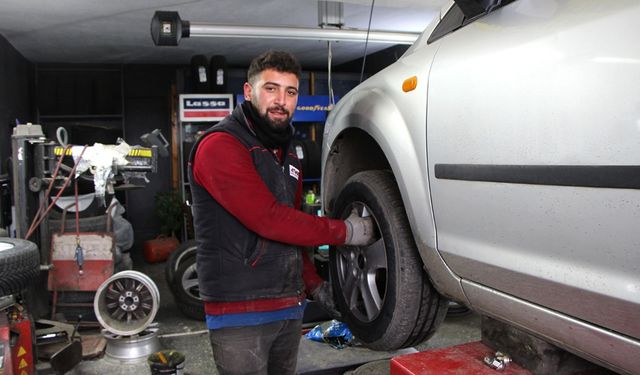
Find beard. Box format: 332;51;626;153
254;102;292;131
242;100;293;150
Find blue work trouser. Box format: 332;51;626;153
208;319;302;375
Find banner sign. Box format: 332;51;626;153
180;94;234;122
236;95;334;123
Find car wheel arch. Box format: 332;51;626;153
323;123;434;252
323;102;467;304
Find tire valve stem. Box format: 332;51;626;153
483;351;511;371
75;239;84;275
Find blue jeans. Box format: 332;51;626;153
208;319;302;375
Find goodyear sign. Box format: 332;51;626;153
236;95;335;122
180;94;234;122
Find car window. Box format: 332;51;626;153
427;0;515;44
427;5;465;44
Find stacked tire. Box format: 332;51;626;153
0;238;40;297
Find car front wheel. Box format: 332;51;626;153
330;170;448;350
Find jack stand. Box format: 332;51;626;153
481;316;615;375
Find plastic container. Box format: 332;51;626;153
143;236;179;263
148;350;185;375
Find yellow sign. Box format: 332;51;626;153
18;358;28;369
17;346;26;357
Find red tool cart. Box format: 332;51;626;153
47;198;116;318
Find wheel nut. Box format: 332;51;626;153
483;351;511;371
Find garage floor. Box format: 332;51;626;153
36;251;481;375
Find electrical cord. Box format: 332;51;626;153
25;145;88;240
327;40;335;106
59;164;94;181
26;144;71;238
56;127;68;147
359;0;376;83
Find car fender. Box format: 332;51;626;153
323;82;467;302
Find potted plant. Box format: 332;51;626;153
155;190;184;238
143;190;183;263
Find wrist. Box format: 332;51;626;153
344;220;353;244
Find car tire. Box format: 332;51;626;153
165;240;197;286
330;170;448;350
0;238;40;297
170;255;204;321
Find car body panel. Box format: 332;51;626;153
322;0;640;373
323;8;469;303
427;0;640;339
462;279;640;375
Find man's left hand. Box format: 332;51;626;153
311;281;341;319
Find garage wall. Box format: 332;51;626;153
0;34;33;174
123;65;178;247
23;60;362;252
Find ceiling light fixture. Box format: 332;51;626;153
150;11;419;47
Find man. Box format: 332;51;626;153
188;50;375;375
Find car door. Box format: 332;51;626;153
426;0;640;339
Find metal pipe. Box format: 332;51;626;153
188;23;419;44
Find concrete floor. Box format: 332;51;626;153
37;254;481;375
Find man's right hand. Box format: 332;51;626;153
344;210;376;246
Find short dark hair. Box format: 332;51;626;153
247;50;301;84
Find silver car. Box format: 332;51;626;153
321;1;640;374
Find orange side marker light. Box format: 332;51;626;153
402;76;418;92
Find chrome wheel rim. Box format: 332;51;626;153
103;326;161;361
95;271;160;336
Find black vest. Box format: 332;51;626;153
188;105;304;302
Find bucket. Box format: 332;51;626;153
143;236;179;263
148;350;185;375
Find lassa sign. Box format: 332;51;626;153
179;94;234;122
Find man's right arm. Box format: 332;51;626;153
193;132;347;247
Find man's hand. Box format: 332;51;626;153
344;210;376;246
311;281;341;319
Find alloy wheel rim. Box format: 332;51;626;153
104;278;154;324
337;202;387;322
180;264;201;300
95;271;160;336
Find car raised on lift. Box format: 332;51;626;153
321;1;640;374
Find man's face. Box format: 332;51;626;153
243;68;299;130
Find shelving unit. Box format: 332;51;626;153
176;93;234;239
34;64;128;216
36;65;125;145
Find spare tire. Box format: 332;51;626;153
165;240;204;320
170;258;204;320
165;240;197;286
329;170;448;350
0;238;40;297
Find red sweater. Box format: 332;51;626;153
193;132;346;314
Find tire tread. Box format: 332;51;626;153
331;170;447;351
0;239;40;297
